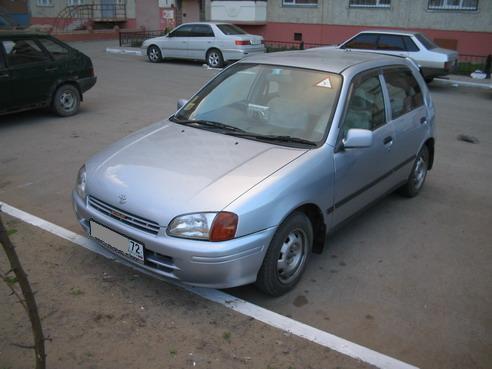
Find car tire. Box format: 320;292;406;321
255;212;313;296
52;84;80;117
147;45;162;63
206;49;224;68
398;145;430;198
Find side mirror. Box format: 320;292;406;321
177;98;188;110
342;129;373;149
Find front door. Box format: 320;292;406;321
333;71;399;226
2;38;53;110
164;24;193;58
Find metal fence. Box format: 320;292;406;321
264;40;330;52
119;30;166;47
456;54;489;75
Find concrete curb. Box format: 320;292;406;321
434;78;492;89
105;47;143;56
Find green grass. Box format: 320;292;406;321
222;331;231;341
69;287;84;296
6;229;17;236
169;348;177;357
4;275;17;285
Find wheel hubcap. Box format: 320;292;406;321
149;48;159;61
60;90;76;112
209;52;220;67
277;229;307;284
413;156;427;189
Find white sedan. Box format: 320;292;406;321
142;22;265;68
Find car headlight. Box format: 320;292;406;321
76;165;87;200
167;212;238;242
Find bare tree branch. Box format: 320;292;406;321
0;212;46;369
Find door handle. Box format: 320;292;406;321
420;117;428;125
383;136;393;145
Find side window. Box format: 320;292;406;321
342;73;386;136
377;35;405;51
192;25;214;37
38;38;69;60
343;34;378;50
383;68;424;120
403;36;419;52
2;39;48;66
171;25;193;37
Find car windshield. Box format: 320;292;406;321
415;33;438;50
217;24;247;35
173;64;342;145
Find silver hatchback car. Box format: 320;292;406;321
142;22;265;68
73;49;436;296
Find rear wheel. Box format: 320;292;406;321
147;45;162;63
256;212;313;296
206;49;224;68
398;146;429;198
52;84;80;117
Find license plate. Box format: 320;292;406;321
251;39;261;45
90;221;144;263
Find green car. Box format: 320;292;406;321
0;32;96;116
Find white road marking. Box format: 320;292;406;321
0;201;419;369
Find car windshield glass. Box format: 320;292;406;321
415;33;438;50
174;64;342;145
217;24;247;35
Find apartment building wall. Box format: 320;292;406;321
214;0;492;55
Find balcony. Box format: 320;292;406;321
210;0;267;25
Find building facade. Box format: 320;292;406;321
207;0;492;56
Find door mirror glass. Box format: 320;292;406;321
343;129;373;149
177;98;188;110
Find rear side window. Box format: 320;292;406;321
403;36;419;52
192;25;214;37
217;24;247;35
2;39;48;66
342;73;386;136
377;35;405;51
383;68;424;119
39;38;70;60
415;33;438;50
343;34;378;50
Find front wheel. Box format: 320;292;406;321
206;49;224;68
255;212;313;296
147;45;162;63
52;84;80;117
398;146;429;198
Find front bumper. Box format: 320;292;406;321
77;76;97;94
72;191;276;288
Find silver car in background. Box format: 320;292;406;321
73;49;436;296
327;30;458;82
142;22;265;68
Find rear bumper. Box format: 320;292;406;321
72;190;276;288
222;47;266;61
77;76;97;94
421;60;458;79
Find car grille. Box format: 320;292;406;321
88;196;160;235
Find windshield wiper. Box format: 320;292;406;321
170;116;245;132
226;132;317;147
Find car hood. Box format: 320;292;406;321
86;121;307;227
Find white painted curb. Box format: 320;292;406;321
106;47;143;56
434;78;492;89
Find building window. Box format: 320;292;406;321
283;0;318;7
36;0;53;6
428;0;478;10
349;0;391;8
67;0;85;5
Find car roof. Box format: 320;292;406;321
238;48;407;74
177;22;232;26
358;29;419;36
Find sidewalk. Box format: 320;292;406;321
435;74;492;89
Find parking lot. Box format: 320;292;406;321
1;40;491;369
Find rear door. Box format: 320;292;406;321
2;37;54;109
381;67;429;182
340;33;379;53
188;24;215;60
164;24;194;59
333;70;398;226
37;36;73;84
